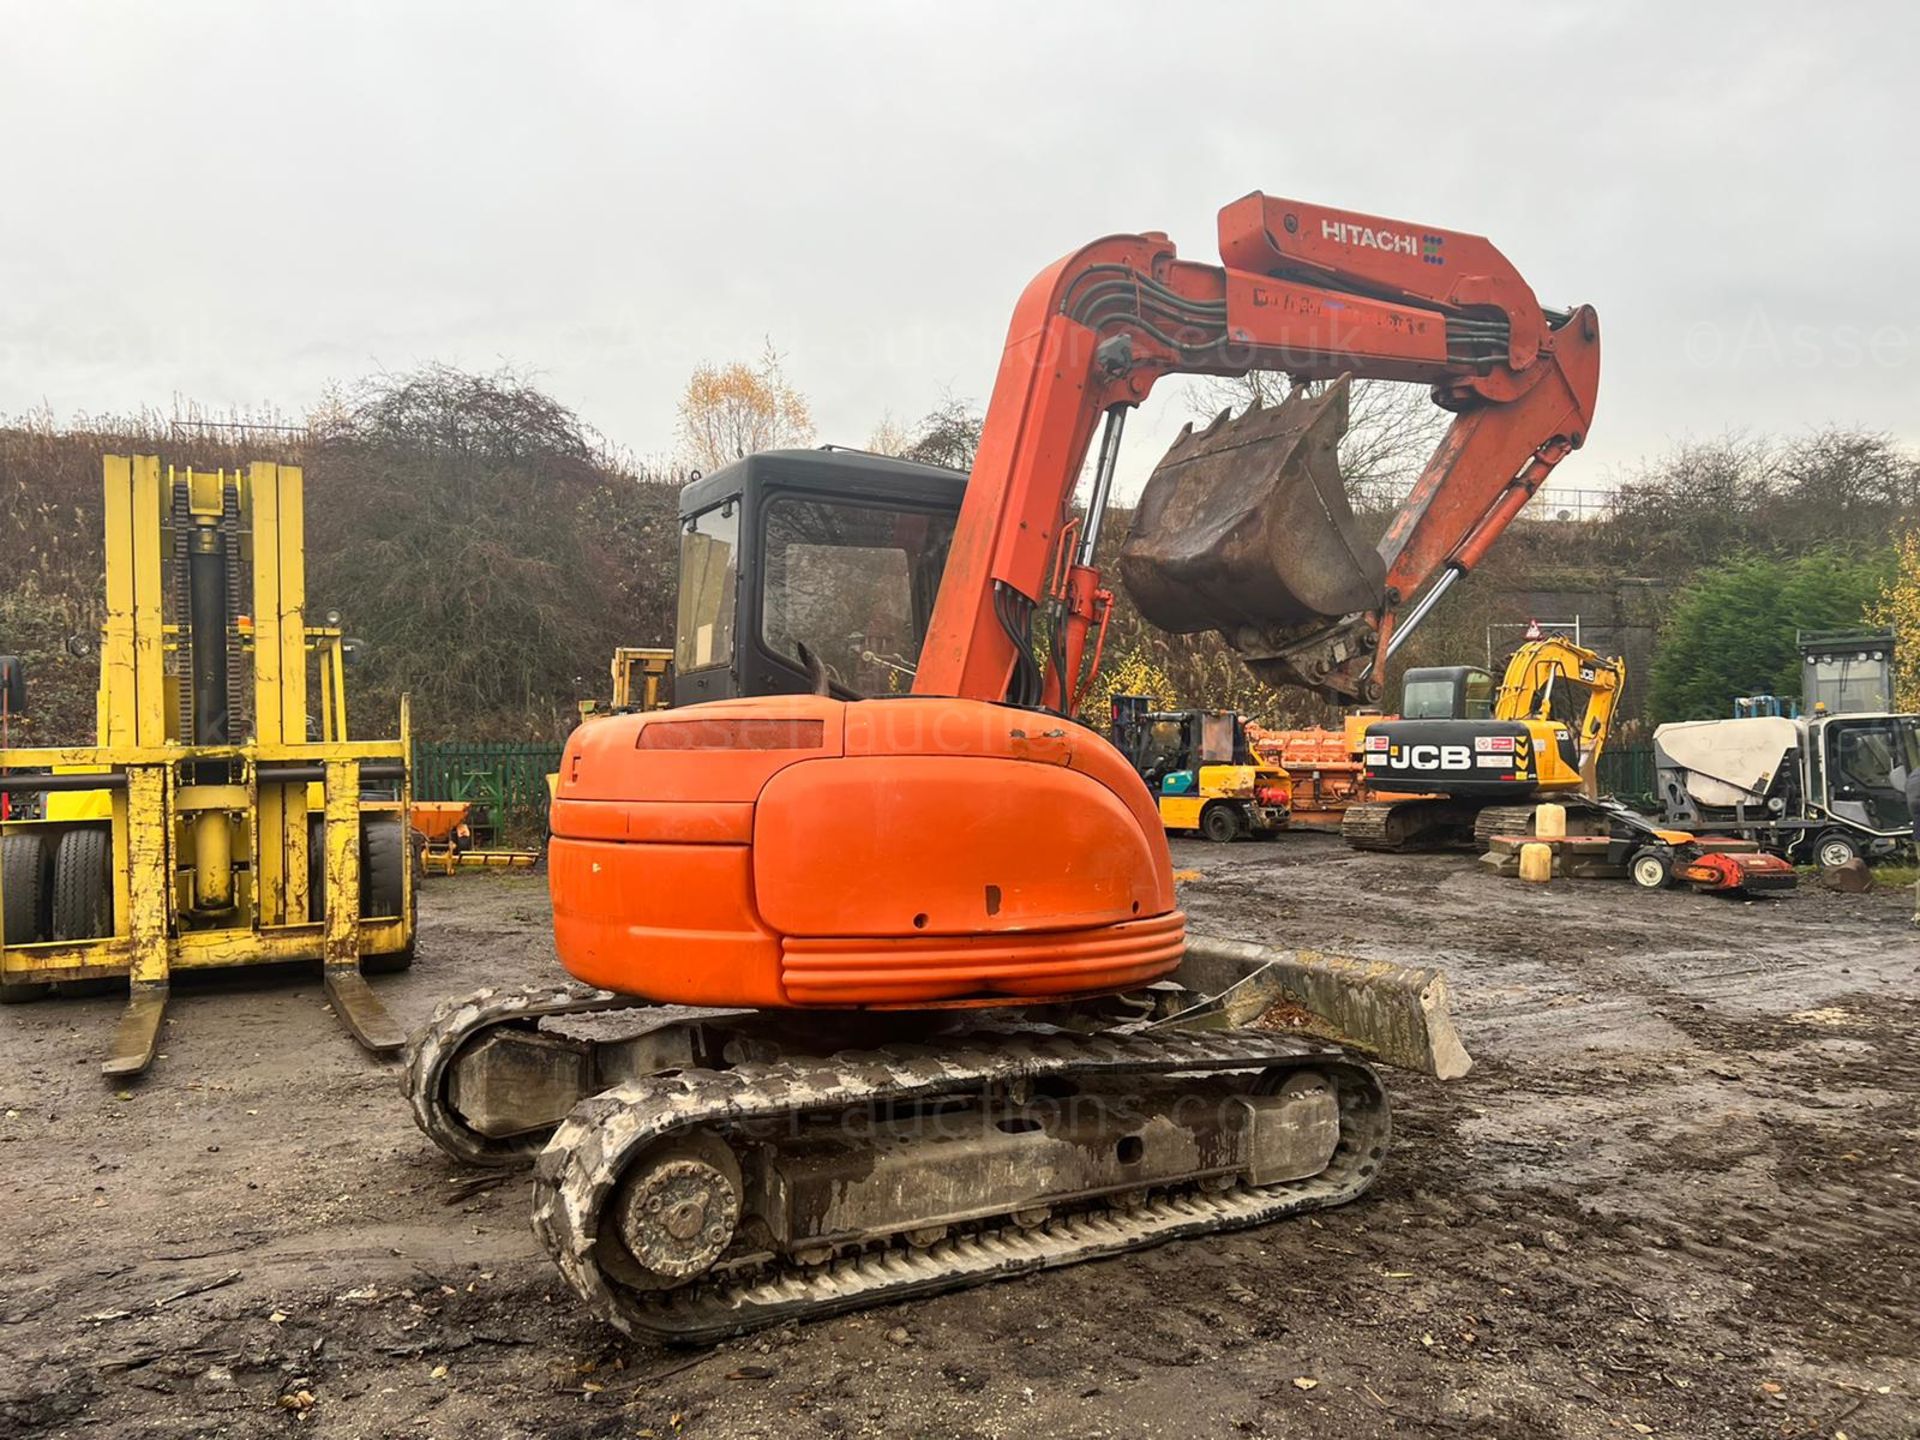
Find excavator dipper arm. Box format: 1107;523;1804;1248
911;193;1600;707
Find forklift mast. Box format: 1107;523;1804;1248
0;456;414;1077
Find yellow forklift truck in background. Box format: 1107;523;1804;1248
577;645;674;720
550;645;675;813
0;456;414;1076
1109;696;1292;841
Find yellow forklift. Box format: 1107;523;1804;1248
0;456;414;1076
548;645;675;815
1108;695;1292;841
577;645;674;719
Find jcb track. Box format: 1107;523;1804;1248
1344;797;1608;853
1471;798;1611;851
1341;797;1481;852
1471;804;1543;850
530;1027;1387;1343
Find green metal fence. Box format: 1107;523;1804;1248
1597;744;1654;800
412;741;564;841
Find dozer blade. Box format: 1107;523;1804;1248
1117;377;1386;690
1166;934;1472;1081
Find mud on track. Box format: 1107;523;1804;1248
2;835;1916;1439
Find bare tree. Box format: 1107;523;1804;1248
866;411;912;457
901;394;983;472
1602;429;1920;569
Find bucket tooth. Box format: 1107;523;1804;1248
1117;376;1385;665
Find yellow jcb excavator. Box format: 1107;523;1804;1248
1343;634;1625;851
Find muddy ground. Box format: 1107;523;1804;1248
2;836;1916;1440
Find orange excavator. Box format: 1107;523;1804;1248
404;192;1598;1339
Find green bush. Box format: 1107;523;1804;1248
1648;547;1894;721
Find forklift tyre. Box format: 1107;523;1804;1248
308;815;407;918
1200;803;1244;844
1;832;53;1003
1628;847;1673;891
309;814;416;972
50;827;120;996
360;816;415;974
52;827;113;940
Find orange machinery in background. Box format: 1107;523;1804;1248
410;799;539;875
1249;713;1386;829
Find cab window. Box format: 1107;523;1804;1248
676;501;739;673
1462;671;1493;720
760;496;955;695
1403;677;1459;720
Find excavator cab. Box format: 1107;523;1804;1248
673;449;965;707
1399;666;1496;721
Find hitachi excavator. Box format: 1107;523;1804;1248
1343;634;1626;850
403;192;1600;1339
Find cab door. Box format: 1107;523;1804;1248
1823;719;1915;832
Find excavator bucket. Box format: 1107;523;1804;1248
1117;377;1385;671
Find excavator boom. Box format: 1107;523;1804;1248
1494;635;1626;771
913;193;1599;706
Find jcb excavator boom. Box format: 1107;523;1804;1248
1495;634;1626;773
915;192;1599;706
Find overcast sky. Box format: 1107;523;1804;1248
3;2;1916;505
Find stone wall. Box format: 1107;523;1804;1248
1477;576;1675;726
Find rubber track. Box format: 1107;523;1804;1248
1472;804;1542;851
1471;798;1611;851
1341;798;1480;852
401;982;648;1167
531;1028;1388;1343
1340;801;1402;851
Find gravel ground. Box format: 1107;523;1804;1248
2;835;1916;1439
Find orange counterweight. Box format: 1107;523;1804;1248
548;696;1182;1008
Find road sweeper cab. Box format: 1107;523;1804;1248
1655;710;1919;868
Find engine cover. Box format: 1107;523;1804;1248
547;695;1183;1008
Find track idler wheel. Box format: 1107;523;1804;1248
608;1133;742;1290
